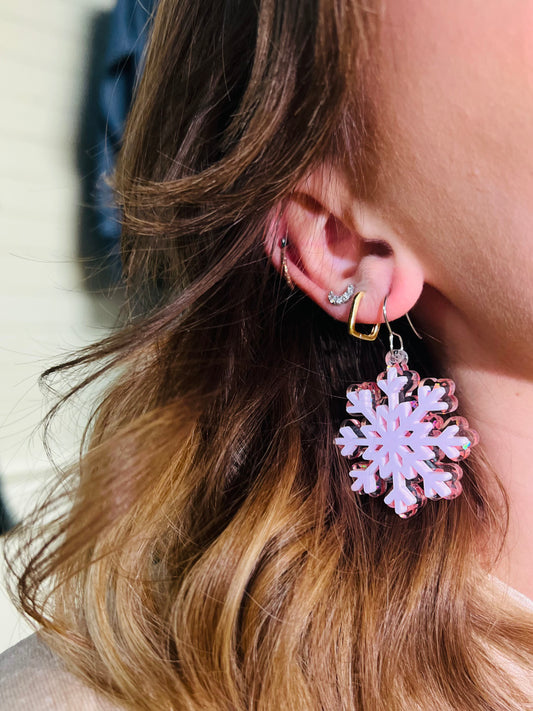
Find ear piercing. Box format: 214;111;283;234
347;289;381;340
281;235;354;302
328;283;355;305
280;236;295;290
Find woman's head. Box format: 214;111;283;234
264;0;533;376
7;1;533;709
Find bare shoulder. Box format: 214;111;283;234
0;633;123;710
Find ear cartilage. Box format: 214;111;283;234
328;283;355;305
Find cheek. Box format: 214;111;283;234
372;0;533;344
377;0;533;177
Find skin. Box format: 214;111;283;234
374;0;533;366
267;1;533;597
372;0;533;598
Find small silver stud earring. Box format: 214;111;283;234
328;283;355;305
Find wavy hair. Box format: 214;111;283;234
6;0;533;709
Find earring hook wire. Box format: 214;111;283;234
405;312;423;340
382;295;423;351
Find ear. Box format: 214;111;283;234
265;163;425;326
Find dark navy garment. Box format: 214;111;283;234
94;0;158;254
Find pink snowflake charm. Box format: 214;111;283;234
334;348;479;518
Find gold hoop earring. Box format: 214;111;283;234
280;235;295;290
348;291;380;341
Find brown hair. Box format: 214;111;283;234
6;0;533;709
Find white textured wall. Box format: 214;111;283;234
0;0;118;653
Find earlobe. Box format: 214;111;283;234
265;165;425;328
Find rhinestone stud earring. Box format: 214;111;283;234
328;283;355;305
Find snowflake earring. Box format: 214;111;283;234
334;292;479;519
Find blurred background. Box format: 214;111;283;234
0;0;155;653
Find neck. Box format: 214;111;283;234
451;363;533;600
414;289;533;600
